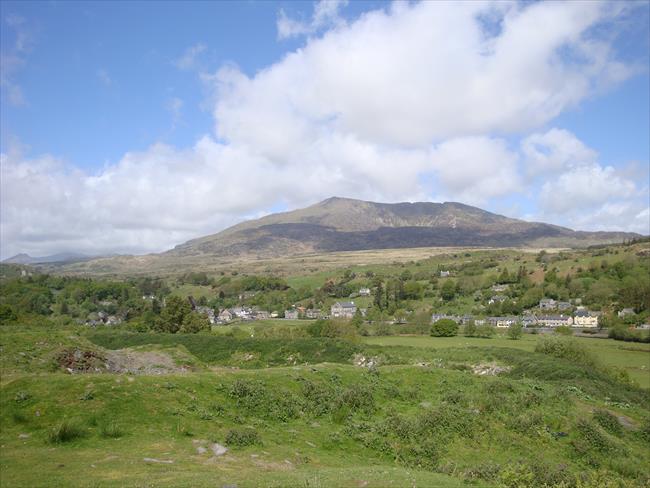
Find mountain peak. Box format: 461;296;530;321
167;198;639;258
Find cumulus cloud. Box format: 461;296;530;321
277;0;348;40
1;1;647;258
526;128;649;235
174;43;206;71
0;136;433;258
521;128;598;176
251;1;631;148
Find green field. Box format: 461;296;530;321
2;325;650;487
2;241;649;487
364;334;650;389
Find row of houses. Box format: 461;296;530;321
538;298;573;311
431;309;601;328
215;307;272;324
284;307;323;320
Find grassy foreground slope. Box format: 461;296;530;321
1;327;649;487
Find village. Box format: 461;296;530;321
179;289;615;330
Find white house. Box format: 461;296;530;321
537;315;573;327
331;301;357;319
284;309;300;320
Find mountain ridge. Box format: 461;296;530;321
167;197;639;258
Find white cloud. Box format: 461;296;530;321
228;0;633;153
532;149;648;235
430;137;522;205
174;43;206;71
539;164;637;214
1;1;647;258
0;136;433;258
521;128;598;176
277;0;348;40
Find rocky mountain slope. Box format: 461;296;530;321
167;197;639;258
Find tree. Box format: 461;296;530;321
440;280;456;301
351;309;364;329
498;268;511;284
430;318;458;337
158;296;192;333
507;321;523;340
373;282;385;310
403;281;423;300
180;312;210;333
464;320;477;337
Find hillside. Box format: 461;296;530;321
168;197;638;259
2;252;93;265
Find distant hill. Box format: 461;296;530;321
167;197;640;258
2;252;92;265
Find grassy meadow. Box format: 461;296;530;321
2;324;650;487
2;241;650;487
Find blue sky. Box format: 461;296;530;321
1;1;649;258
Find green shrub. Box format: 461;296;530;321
592;409;622;436
48;420;86;444
100;422;124;438
225;428;261;447
609;325;650;343
534;336;597;369
475;324;496;338
574;419;613;453
555;325;573;336
430;319;459;337
507;322;523;340
14;391;31;403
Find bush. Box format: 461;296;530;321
48;420;86;444
430;319;459;337
534;336;598;369
573;419;613;453
225;428;261;447
555;325;573;336
475;324;496;338
608;325;650;343
463;320;477;337
592;409;622;436
507;322;523;340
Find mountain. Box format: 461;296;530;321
167;197;640;259
2;252;92;265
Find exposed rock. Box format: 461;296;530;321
143;458;174;464
196;447;207;455
352;353;380;369
472;363;511;376
57;348;106;373
210;443;228;457
106;349;190;375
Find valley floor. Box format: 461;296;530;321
1;327;649;488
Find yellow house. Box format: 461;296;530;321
573;310;599;328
